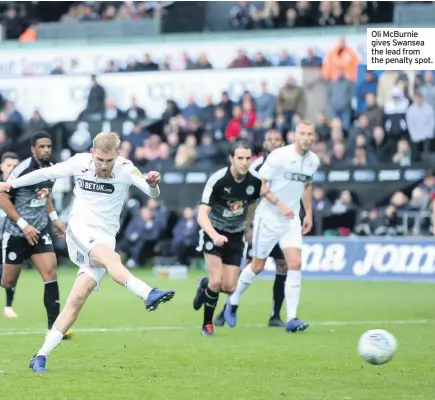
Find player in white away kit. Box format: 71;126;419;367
0;132;175;372
223;121;319;333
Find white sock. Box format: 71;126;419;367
285;270;302;321
37;329;64;358
230;263;257;305
125;276;152;301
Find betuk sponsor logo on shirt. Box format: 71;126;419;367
76;178;115;194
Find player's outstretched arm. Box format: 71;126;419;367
129;167;160;198
0;157;78;193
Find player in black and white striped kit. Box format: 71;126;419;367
0;152;20;318
193;141;262;336
0;132;71;338
214;130;288;327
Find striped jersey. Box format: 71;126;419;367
5;157;54;237
200;167;261;233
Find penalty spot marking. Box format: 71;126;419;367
0;319;432;336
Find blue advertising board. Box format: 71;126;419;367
260;237;435;282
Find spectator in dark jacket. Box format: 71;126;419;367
371;126;394;163
218;91;234;120
26;110;48;133
301;48;323;67
328;68;354;131
255;82;275;126
210;107;229;142
83;75;106;117
357;70;378;113
125;125;150;148
121;207;161;268
363;92;383;131
162;100;180;124
201;95;215;125
126;96;146;121
182;94;202;121
172;207;199;265
146;198;168;233
4;101;24;128
196;134;219;167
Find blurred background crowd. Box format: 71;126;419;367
0;0;434;267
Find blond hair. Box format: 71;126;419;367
92;132;121;152
296;120;315;131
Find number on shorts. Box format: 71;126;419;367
42;234;52;245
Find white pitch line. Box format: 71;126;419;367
0;319;432;336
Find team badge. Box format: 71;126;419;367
246;185;254;195
205;241;213;250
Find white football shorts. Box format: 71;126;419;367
66;222;116;291
252;211;302;259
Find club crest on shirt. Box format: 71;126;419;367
246;185;254;195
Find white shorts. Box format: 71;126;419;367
66;223;116;291
252;212;302;259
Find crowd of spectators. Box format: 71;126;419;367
228;0;392;31
0;28;434;260
314;177;434;239
1;1;393;41
74;43;435;172
0;1;174;39
58;1;173;23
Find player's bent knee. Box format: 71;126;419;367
42;268;57;282
221;283;235;294
1;278;15;289
208;276;223;292
251;258;266;274
287;256;301;271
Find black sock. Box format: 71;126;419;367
203;287;219;326
6;287;15;307
271;274;286;319
44;281;60;330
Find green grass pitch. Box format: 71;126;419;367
0;268;433;400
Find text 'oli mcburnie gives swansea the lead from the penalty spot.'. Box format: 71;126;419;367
367;28;435;70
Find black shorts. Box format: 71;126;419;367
246;243;284;262
2;227;55;265
197;229;246;267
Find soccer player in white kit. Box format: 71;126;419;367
223;121;319;333
0;132;175;372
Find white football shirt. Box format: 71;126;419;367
257;144;320;217
10;153;159;237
